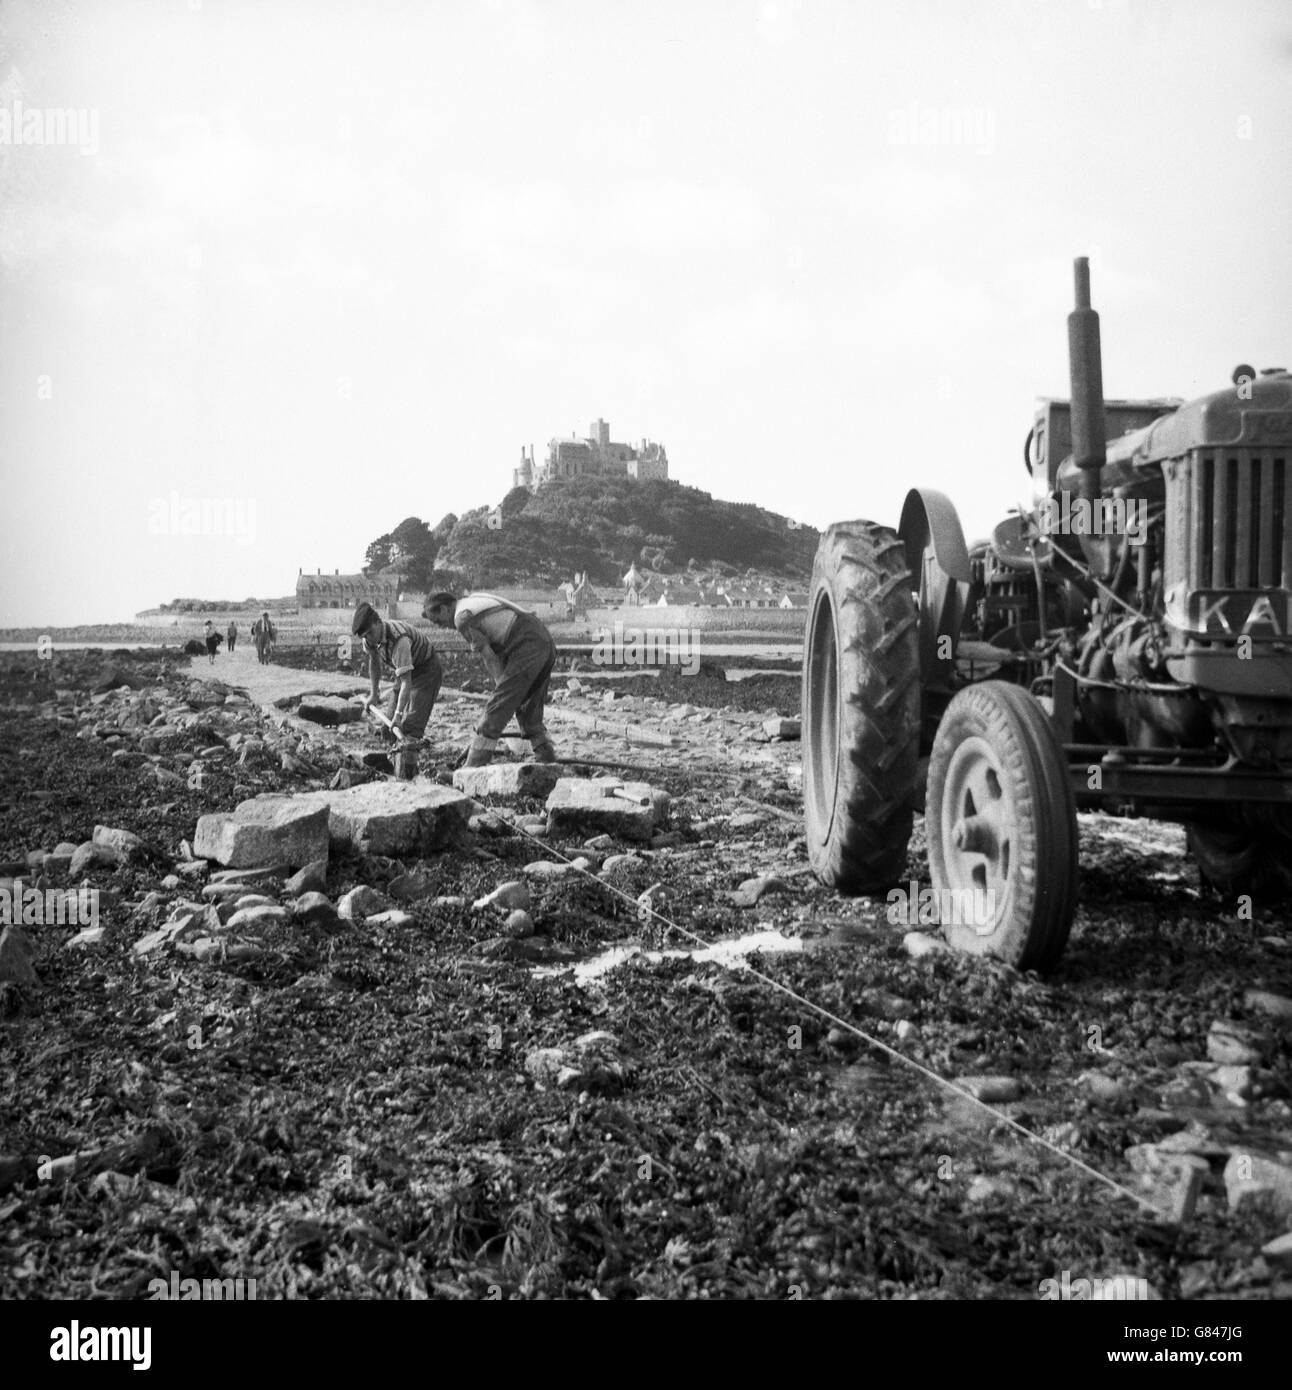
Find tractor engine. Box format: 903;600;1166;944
1008;261;1292;773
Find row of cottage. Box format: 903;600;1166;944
295;564;809;623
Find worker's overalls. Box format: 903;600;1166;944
475;610;556;753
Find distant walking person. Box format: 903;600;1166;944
203;621;223;665
251;610;276;665
423;591;557;767
227;620;238;654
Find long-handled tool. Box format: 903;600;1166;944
365;704;404;743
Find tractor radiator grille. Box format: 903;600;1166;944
1165;448;1292;592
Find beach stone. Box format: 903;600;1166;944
1211;1064;1256;1102
45;843;78;876
966;1175;1018;1203
233;893;278;911
761;717;801;740
1207;1020;1265;1066
472;881;531;914
290;892;339;929
956;1075;1021;1104
1260;1232;1292;1272
1243;989;1292;1025
387;868;439;903
504;909;534;938
453;763;564;799
290;783;474;857
366;909;414;928
69;842;117;878
1078;1072;1128;1105
224;904;290;932
903;931;949;960
194;797;329;870
92;825;145;862
1224;1154;1292;1220
0;926;38;985
732;875;790;908
285;860;328;896
523;860;574;881
545;778;669;844
1125;1144;1209;1179
338;886;388;922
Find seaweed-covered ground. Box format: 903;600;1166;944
1;648;1290;1300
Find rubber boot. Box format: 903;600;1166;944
528;733;558;764
394;737;423;781
464;735;498;768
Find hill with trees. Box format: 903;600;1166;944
362;478;819;589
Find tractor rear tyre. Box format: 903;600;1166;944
1187;821;1292;905
926;681;1078;974
803;521;921;894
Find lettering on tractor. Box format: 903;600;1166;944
801;258;1292;973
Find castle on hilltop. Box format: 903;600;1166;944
513;418;668;491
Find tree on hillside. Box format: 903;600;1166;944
363;516;446;590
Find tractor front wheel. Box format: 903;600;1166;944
926;680;1078;974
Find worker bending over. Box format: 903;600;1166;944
423;591;557;768
352;601;444;779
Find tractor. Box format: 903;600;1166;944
802;257;1292;973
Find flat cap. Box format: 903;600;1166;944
352;600;380;635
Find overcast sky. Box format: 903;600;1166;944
1;0;1289;626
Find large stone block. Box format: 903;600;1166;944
295;782;474;856
452;763;565;800
193;797;330;869
297;696;363;726
545;777;669;844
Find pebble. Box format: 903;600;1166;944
224;904;290;931
291;892;340;928
1243;989;1292;1025
366;909;415;928
1207;1019;1265;1066
903;931;949;960
504;909;535;939
338;886;387;921
956;1075;1022;1103
471;881;531;913
522;860;573;881
1260;1232;1292;1272
966;1175;1018;1204
1211;1064;1255;1103
285;860;328;896
1077;1071;1127;1105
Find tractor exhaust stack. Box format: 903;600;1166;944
1068;256;1106;502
